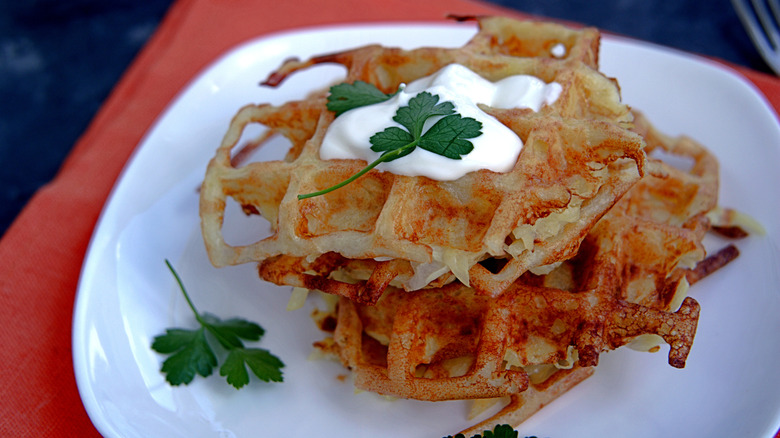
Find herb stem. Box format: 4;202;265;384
297;140;417;199
165;259;203;324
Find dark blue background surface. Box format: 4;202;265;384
0;0;769;238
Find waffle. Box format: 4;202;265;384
199;16;646;302
312;110;740;433
198;15;748;434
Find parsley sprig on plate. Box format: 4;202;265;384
297;81;482;200
151;260;284;389
444;424;524;438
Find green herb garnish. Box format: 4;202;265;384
326;80;398;116
151;260;284;389
299;86;482;200
444;424;523;438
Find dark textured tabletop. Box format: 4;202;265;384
0;0;770;238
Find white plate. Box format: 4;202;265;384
72;23;780;438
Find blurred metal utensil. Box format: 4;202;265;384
732;0;780;74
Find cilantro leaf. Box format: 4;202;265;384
151;260;284;389
327;80;397;117
153;327;217;385
221;348;286;389
298;90;482;200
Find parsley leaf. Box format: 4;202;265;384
151;260;284;389
221;348;285;388
326;80;398;116
417;114;481;159
153;327;217;385
201;313;264;349
298;90;482;199
443;424;521;438
390;91;455;137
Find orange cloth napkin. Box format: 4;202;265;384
0;0;777;436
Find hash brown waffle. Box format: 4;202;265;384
197;15;747;434
313;110;738;433
199;16;646;302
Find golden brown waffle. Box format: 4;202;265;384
195;14;749;435
199;16;647;303
311;110;740;433
458;111;740;433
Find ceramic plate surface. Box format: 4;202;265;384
72;23;780;438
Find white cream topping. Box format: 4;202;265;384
320;64;562;180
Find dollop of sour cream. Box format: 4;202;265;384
320;64;562;180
